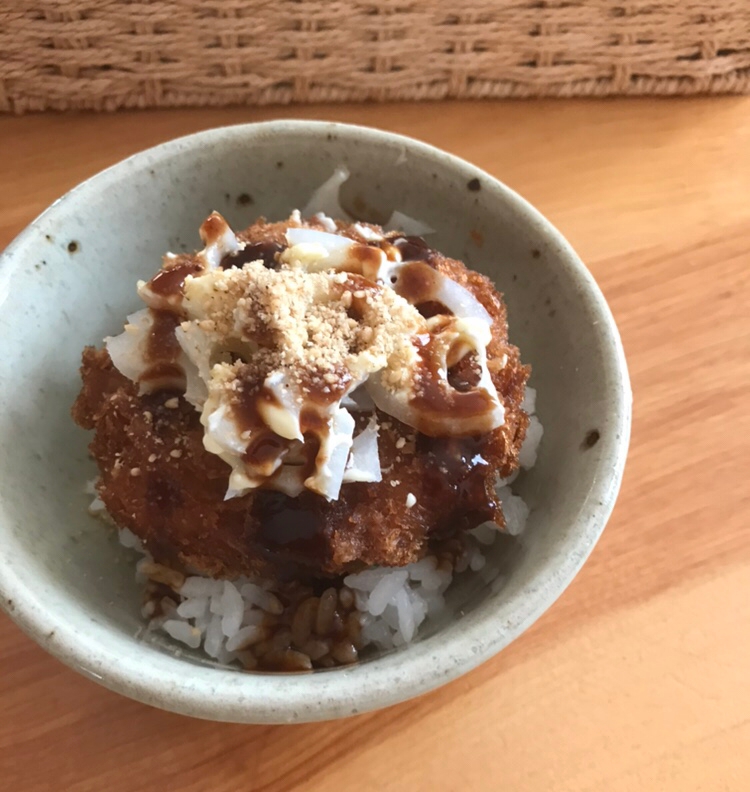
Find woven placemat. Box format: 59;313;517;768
2;1;750;113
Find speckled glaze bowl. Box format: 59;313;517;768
0;121;631;723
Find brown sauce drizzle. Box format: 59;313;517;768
415;300;449;319
299;406;327;434
147;260;202;299
139;310;186;390
447;352;481;392
250;430;329;577
395;260;441;305
347;244;386;281
231;370;349;485
410;334;493;429
145;310;181;361
416;434;500;535
244;433;289;471
200;213;229;244
222;241;285;270
232;380;270;434
251;491;330;576
232;382;325;478
299;366;353;408
389;235;437;264
138;362;185;389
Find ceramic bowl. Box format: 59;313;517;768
0;121;631;723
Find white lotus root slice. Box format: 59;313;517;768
367;317;504;437
304;407;356;500
303;166;434;237
105;308;189;395
343;416;382;483
200;379;288;499
238;400;378;498
201;388;300;500
137;212;240;312
313;212;338;232
303;166;351;219
268;459;306;498
341;385;376;412
379;259;493;325
282;227;391;285
282;226;358;272
200;399;259;499
173;322;215;407
384;211;434;237
258;371;304;442
352;223;384;242
196;211;241;269
250;397;360;501
105;308;153;384
200;370;363;501
365;259;503;435
282;233;493;331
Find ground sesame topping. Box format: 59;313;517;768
183;260;426;405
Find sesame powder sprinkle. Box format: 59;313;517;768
185;260;426;402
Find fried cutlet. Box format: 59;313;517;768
72;218;529;580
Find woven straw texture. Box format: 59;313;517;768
2;1;750;113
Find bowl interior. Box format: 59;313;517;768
0;122;629;720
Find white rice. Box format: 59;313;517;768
103;386;542;667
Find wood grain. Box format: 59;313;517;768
1;99;749;791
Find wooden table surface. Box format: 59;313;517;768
1;99;748;791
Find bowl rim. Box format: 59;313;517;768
0;119;632;723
